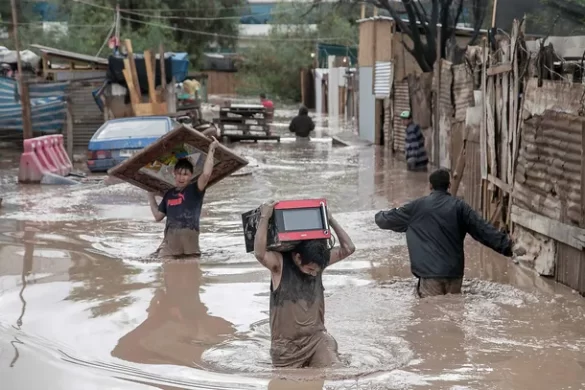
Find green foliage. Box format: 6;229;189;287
0;0;241;65
236;3;359;103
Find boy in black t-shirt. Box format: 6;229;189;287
147;137;219;258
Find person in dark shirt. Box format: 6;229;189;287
401;110;429;172
374;168;515;298
254;201;355;368
147;137;220;258
289;105;315;139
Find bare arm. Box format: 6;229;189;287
253;202;282;273
197;137;219;192
148;193;165;222
328;215;356;266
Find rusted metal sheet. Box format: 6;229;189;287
524;78;585;116
439;61;453;115
452;64;474;122
556;243;585;295
407;72;433;129
514;110;585;225
392;79;410;152
67;83;105;148
439;62;453;168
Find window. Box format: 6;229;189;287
96;119;169;140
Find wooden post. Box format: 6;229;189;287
360;3;366;19
10;0;33;140
491;0;499;27
581;121;585;228
66;103;73;161
159;43;167;92
433;28;442;167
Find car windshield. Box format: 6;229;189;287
95;118;169;140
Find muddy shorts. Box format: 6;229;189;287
417;277;463;298
270;331;340;368
157;228;201;258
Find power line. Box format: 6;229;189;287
0;21;111;27
120;15;355;43
72;0;322;22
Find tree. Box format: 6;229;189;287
527;0;585;35
355;0;489;72
236;3;359;102
0;0;242;66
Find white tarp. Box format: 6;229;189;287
0;47;41;69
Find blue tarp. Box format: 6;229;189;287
0;77;68;134
171;52;189;83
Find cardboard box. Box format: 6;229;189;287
107;124;248;196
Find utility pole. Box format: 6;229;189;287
491;0;499;27
10;0;33;140
115;2;120;41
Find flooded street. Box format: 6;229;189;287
1;118;585;390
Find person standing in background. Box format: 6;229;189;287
289;105;315;141
401;110;429;172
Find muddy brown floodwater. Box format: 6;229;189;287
1;115;585;390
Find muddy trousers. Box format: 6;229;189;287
417;277;463;298
270;331;340;368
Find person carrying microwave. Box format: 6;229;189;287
253;201;355;368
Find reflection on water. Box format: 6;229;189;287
112;261;236;368
1;119;585;389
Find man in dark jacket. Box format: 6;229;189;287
289;106;315;139
374;168;515;298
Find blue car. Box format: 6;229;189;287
87;116;179;172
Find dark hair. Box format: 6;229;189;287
260;93;266;99
429;168;451;191
174;158;194;173
298;105;309;116
293;239;330;269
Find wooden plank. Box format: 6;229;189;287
486;76;497;191
159;43;167;96
581;121;585;227
143;50;157;103
486;63;512;76
123;39;141;101
66;103;73;161
511;205;585;250
451;126;470;196
122;63;140;106
488;173;512;193
480;40;488;180
501;41;510;184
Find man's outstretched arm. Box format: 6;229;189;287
253;201;282;273
328;215;356;266
374;200;416;233
460;201;513;256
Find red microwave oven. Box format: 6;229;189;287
242;198;331;253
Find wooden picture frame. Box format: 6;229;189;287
107;125;248;196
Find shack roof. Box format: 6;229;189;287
30;44;108;65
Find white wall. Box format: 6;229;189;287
358;66;375;143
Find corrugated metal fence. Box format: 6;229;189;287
392;79;410;152
67;82;104;149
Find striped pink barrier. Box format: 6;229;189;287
18;135;72;183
